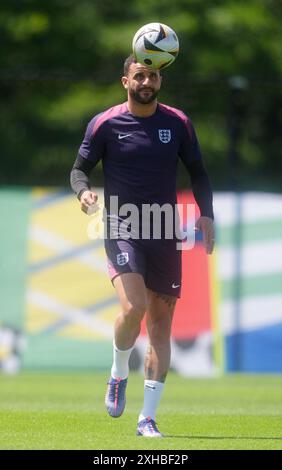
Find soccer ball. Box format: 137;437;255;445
132;22;179;70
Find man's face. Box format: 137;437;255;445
122;63;162;104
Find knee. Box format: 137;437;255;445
122;299;146;325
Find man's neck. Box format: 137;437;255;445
127;98;158;117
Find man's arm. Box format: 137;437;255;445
187;159;214;219
70;153;94;199
70;153;98;212
71;112;105;210
187;159;215;254
178;115;215;253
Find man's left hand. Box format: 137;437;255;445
195;216;215;255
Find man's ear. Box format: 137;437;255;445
121;76;128;90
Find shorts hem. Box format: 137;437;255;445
110;270;145;285
145;283;181;298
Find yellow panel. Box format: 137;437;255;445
26;304;60;333
32;190;105;246
96;304;118;326
27;239;57;264
57;324;104;340
209;250;224;375
96;245;107;258
26;187;115;342
29;259;112;309
56;301;119;340
32;187;57;200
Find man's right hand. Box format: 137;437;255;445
80;190;98;214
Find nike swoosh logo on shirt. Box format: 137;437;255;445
172;283;180;289
118;133;133;139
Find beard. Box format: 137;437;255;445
129;87;159;104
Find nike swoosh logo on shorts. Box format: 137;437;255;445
118;133;133;139
172;283;180;288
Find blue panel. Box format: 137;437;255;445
225;323;282;372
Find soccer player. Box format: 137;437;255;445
70;54;215;437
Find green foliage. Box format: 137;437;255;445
0;0;281;189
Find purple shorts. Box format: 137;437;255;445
104;238;182;297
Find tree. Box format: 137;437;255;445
0;0;281;189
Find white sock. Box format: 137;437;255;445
138;380;165;422
110;340;133;380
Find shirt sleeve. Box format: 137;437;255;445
70;113;105;199
70;153;96;200
178;115;202;168
178;114;214;219
187;160;214;219
78;113;105;164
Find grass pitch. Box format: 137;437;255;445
0;372;281;450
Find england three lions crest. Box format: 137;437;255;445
117;252;129;266
158;129;171;143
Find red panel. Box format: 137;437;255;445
141;190;212;339
173;244;211;339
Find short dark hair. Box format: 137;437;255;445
123;54;137;76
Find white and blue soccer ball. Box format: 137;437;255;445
132;22;179;70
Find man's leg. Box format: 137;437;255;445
137;290;177;436
105;272;147;417
113;272;147;350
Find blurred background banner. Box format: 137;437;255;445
0;0;281;375
0;188;281;374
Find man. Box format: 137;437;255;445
70;54;214;438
